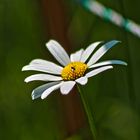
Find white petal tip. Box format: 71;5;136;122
46;40;55;47
61;90;70;95
31;90;39;100
108;66;113;70
124;62;128;66
24;80;28;83
60;81;75;95
45;41;49;47
41;97;44;100
41;95;46;100
22;66;29;71
110;66;113;69
32;96;35;100
31;92;35;100
22;66;26;71
113;40;121;43
24;79;29;83
76;77;88;85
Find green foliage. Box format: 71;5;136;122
0;0;140;140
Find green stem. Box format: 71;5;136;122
77;85;97;140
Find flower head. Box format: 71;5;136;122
22;40;127;100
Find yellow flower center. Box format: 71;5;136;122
61;62;88;81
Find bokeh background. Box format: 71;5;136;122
0;0;140;140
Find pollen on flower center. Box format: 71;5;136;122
61;62;88;81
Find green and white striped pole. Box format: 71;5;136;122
78;0;140;38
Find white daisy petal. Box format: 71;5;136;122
29;59;63;72
46;40;70;66
30;59;51;65
41;82;62;99
31;81;60;100
22;63;62;75
89;60;127;68
60;81;76;95
24;74;62;83
86;66;113;78
30;59;63;69
70;49;84;62
76;76;88;85
81;41;101;62
87;40;120;66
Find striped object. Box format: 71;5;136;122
78;0;140;38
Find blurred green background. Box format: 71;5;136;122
0;0;140;140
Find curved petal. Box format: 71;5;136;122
30;59;63;69
70;49;84;62
31;81;60;100
81;41;102;62
22;62;62;75
24;74;62;83
86;65;113;78
89;60;127;68
60;81;76;95
41;82;63;99
29;59;63;73
76;76;88;85
87;40;120;66
46;40;70;66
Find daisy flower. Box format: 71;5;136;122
22;40;127;100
